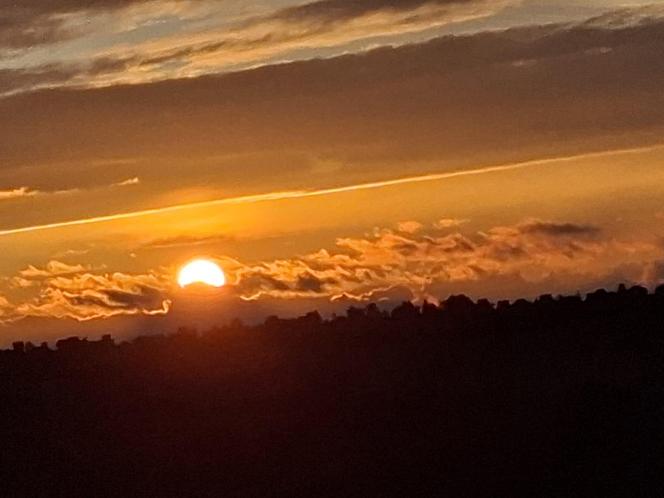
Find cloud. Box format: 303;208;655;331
7;2;664;96
1;144;659;238
0;10;76;51
0;0;168;15
18;260;87;279
276;0;497;24
0;177;142;204
0;187;37;200
0;0;198;52
113;177;140;187
0;59;138;97
134;0;515;72
582;4;664;29
1;0;516;94
51;248;91;259
1;217;661;324
226;218;662;302
3;11;664;206
3;2;664;98
0;293;13;317
641;260;664;288
516;220;600;237
397;221;424;234
434;218;469;229
140;234;233;250
4;261;172;322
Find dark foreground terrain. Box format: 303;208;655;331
2;285;664;497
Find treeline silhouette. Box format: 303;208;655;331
2;284;664;497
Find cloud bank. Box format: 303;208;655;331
0;218;661;344
3;10;664;208
227;219;661;303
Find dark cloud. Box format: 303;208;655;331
140;234;234;250
102;285;163;308
276;0;476;24
581;5;664;29
295;272;338;293
238;273;291;294
518;220;600;237
3;10;664;186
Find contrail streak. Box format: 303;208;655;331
1;144;662;237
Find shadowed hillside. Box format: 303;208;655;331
2;284;664;497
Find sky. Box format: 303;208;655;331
1;0;664;345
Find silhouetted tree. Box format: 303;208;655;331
1;284;663;497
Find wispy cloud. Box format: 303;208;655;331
0;187;37;200
113;177;140;187
0;0;199;51
0;177;141;203
4;3;664;96
128;0;516;79
3;260;172;322
0;144;661;237
1;0;517;94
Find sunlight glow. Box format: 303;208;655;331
178;259;226;288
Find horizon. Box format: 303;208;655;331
2;281;660;349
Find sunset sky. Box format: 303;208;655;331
1;0;664;345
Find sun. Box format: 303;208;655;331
178;259;226;288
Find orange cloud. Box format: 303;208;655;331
397;221;424;234
0;218;661;325
434;218;469;229
0;187;37;200
227;219;662;302
4;261;172;322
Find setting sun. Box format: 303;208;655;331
178;259;226;288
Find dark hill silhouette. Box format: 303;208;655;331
2;285;664;497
